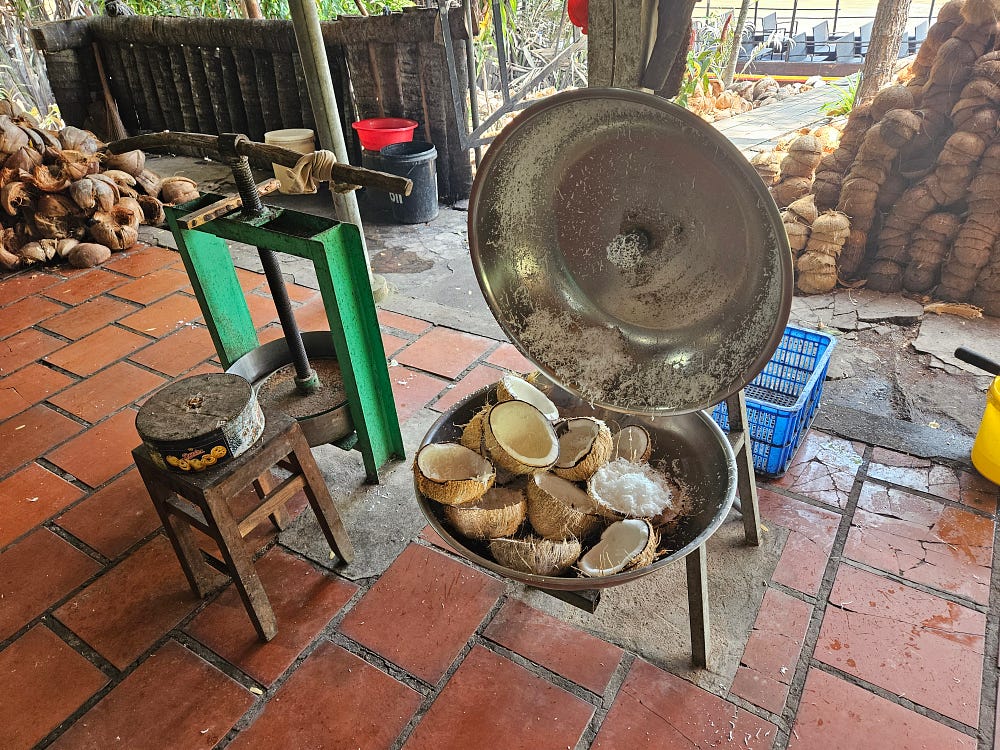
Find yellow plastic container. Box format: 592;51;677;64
972;376;1000;485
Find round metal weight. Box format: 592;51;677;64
415;383;737;591
469;88;793;416
226;332;353;446
136;373;264;473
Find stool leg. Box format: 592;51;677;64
686;543;710;668
201;487;278;641
288;432;355;565
134;460;217;598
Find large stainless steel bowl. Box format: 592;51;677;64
415;383;737;591
469;88;793;416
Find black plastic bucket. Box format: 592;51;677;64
379;141;439;223
359;149;391;218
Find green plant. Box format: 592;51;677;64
821;76;859;116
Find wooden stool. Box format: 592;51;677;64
132;409;354;641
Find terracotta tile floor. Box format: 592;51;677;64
0;244;998;749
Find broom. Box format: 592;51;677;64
92;43;128;142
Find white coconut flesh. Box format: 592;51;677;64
533;472;598;513
578;519;654;577
588;458;674;518
498;374;559;421
487;400;559;468
556;418;605;467
417;443;493;482
611;425;651;462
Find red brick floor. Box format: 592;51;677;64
0;244;997;749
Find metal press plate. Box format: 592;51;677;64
469;88;793;415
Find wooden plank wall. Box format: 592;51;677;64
32;10;473;202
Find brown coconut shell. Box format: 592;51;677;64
870;86;916;121
552;417;613;482
797;270;838;295
483;400;559;476
811;211;851;237
880;109;923;148
460;406;489;454
67;242;111;268
780;152;820;179
414;442;496;506
771;177;812;207
526;473;604;541
443;486;527;540
489;536;581;576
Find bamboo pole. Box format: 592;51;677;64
286;0;378;293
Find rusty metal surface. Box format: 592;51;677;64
469;88;793;416
415;382;737;591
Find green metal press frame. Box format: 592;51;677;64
165;193;404;483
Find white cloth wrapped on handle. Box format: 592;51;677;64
284;150;361;195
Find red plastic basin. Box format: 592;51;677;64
352;118;418;151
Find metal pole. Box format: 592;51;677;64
286;0;384;298
833;0;840;34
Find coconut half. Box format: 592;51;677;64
552;417;613;482
611;425;652;463
578;519;658;577
495;373;559;421
414;442;495;506
460;406;489;454
588;458;675;520
489;535;581;576
484;399;559;475
526;472;604;541
444;486;527;540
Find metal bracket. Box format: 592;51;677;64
530;587;602;613
178;179;282;230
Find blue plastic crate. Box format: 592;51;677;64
712;325;836;477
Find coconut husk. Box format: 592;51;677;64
870;86;916;121
797;270;838;294
67;242;111;268
877;173;909;211
552;418;613;482
460;406;489;454
952;105;999;132
443;486;527;540
952;239;993;267
812;211;850;236
803;238;845;257
483;400;559;476
880;109;923;148
785;195;818;225
972;287;1000;316
867;260;905;292
797;251;837;273
779;152;821;179
414;442;496;506
904;263;942;292
771;177;812;207
940;131;988;162
960;0;1000;25
526;473;604;541
489;536;581;576
813;171;843;210
784;221;809;253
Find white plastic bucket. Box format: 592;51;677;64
263;128;316;193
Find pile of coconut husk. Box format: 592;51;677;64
757;0;1000;315
686;76;820;123
413;374;688;579
0;104;199;272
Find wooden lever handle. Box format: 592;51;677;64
107;131;413;196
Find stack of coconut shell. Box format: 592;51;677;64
763;0;1000;315
413;373;680;579
0;104;199;272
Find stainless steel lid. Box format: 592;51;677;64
469;88;793;415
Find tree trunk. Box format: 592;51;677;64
855;0;912;105
722;0;751;88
